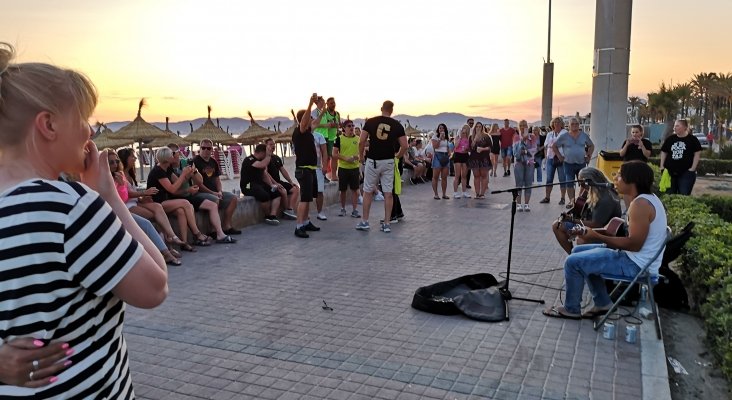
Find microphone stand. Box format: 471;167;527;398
491;179;585;320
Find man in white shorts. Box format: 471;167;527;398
357;101;408;233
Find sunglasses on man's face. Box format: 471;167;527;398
201;146;212;150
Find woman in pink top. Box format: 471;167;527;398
452;124;471;198
110;149;187;251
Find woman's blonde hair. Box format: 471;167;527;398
0;42;98;147
103;147;123;173
489;123;499;134
578;167;617;208
156;146;173;164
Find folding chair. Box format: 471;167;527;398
594;227;673;340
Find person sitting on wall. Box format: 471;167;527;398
240;143;283;226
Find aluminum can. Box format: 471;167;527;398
602;322;616;340
625;325;638;344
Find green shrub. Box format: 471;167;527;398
663;194;732;380
648;157;732;176
699;194;732;223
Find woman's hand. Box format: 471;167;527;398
80;142;117;200
187;185;199;195
0;338;73;388
144;187;159;196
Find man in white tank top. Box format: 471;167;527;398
543;161;667;319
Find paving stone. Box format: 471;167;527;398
124;178;645;399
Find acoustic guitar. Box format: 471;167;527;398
568;217;626;237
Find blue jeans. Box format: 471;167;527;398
545;158;567;188
132;213;166;252
563;244;640;314
534;157;544;182
513;163;534;197
562;162;586;189
669;170;696;195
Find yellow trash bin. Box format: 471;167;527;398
597;151;623;181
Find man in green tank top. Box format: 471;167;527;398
313;97;340;180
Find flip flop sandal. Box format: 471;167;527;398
442;195;450;199
434;195;440;200
193;238;211;246
216;235;236;244
581;308;612;319
169;248;182;258
180;243;197;252
543;306;581;320
165;256;182;266
166;235;186;246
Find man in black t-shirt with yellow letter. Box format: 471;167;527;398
356;100;408;233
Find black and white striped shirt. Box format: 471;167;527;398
1;179;143;399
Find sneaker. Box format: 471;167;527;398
453;192;462;199
374;193;385;201
503;171;509;177
410;178;418;185
379;217;399;224
355;221;370;231
558;198;566;205
351;209;361;218
463;192;472;198
396;214;406;221
264;215;280;225
539;198;550;204
517;204;524;212
507;170;510;176
294;227;309;238
524;204;531;212
381;223;391;233
358;195;363;205
283;209;297;220
303;221;320;231
317;213;328;221
466;185;472;189
323;176;330;184
338;208;347;217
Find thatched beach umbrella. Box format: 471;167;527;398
110;99;170;179
236;111;275;146
186;106;239;146
92;124;133;149
146;117;188;148
405;119;422;138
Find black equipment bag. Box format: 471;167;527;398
411;273;507;322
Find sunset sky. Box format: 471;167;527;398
2;0;730;124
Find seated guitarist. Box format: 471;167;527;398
551;167;622;254
544;161;668;319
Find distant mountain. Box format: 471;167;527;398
104;113;520;136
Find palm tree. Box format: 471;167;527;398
673;83;693;118
692;72;717;133
648;83;680;139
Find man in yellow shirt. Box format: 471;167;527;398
333;120;361;218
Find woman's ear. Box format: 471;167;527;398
34;111;57;141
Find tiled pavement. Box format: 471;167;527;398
125;169;646;399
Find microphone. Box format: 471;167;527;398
584;179;614;188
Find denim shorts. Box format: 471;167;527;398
500;147;513;158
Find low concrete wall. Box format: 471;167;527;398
174;181;343;235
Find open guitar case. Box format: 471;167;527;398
411;273;508;322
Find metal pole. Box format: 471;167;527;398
541;0;554;127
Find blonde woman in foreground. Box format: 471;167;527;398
0;42;167;398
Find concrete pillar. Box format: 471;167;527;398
541;62;554;127
590;0;633;154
